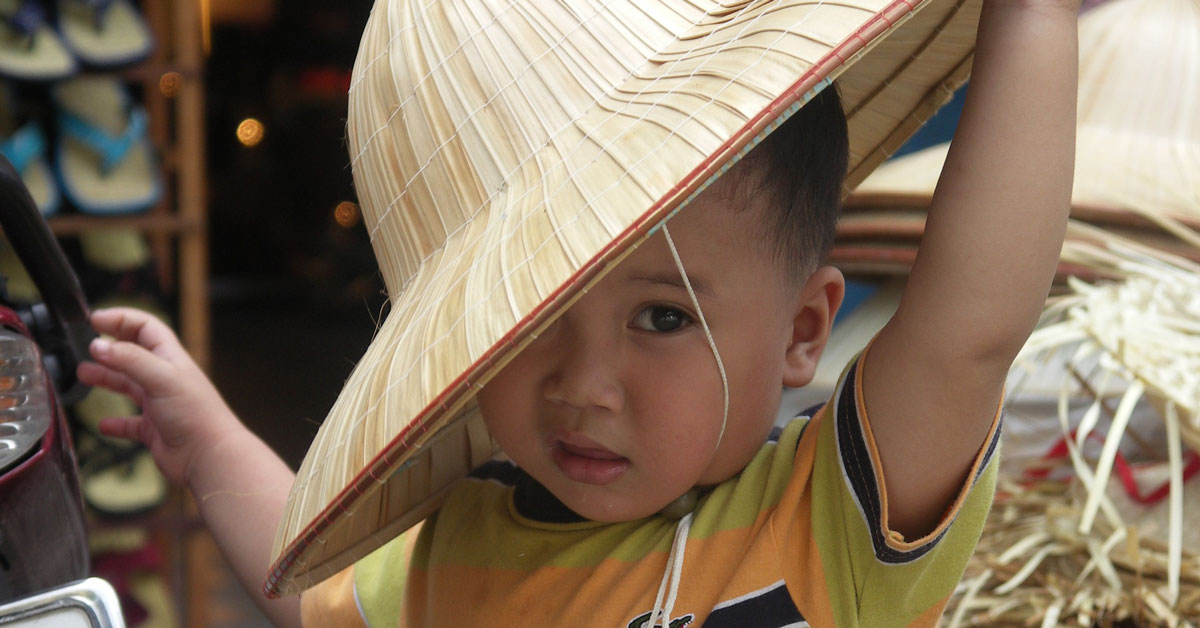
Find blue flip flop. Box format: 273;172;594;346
0;0;77;81
0;85;60;215
54;75;161;214
56;0;154;69
1;120;60;215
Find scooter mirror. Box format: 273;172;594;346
0;155;94;404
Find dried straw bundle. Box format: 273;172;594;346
1020;222;1200;460
942;222;1200;626
943;477;1200;628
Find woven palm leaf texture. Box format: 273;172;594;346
841;0;1200;280
267;0;988;595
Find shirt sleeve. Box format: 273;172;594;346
772;349;1002;628
300;565;367;628
300;522;425;628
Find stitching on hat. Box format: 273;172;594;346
293;4;859;536
317;1;831;464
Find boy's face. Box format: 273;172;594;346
477;182;841;521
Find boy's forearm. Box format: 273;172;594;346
860;0;1079;536
894;0;1078;366
188;421;302;628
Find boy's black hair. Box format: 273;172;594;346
730;84;849;280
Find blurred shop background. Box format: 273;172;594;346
204;5;382;621
204;0;379;469
0;0;378;625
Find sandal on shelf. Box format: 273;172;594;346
56;0;152;69
79;439;168;519
72;384;168;518
77;229;165;305
0;86;60;215
0;0;76;80
53;75;161;214
80;228;151;272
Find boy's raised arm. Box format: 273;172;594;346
863;0;1081;538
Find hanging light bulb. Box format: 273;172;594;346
159;71;182;98
236;118;265;147
334;201;360;228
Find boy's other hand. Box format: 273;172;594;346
76;307;242;486
80;308;302;628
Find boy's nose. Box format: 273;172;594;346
539;319;625;413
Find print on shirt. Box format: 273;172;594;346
625;611;695;628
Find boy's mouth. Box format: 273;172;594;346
551;437;629;485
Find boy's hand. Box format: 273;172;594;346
76;307;241;486
77;307;302;628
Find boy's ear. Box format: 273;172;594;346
782;265;845;388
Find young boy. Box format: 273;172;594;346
79;0;1081;625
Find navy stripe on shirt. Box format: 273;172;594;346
705;580;808;628
834;359;1001;564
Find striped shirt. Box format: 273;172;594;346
301;356;1001;627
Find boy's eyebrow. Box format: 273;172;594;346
629;272;714;298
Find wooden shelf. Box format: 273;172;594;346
48;213;203;236
120;61;204;84
148;2;214;626
43;1;213;625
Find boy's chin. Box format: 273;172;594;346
566;498;670;523
549;483;697;523
541;466;748;522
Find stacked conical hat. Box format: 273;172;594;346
266;0;989;595
840;0;1200;281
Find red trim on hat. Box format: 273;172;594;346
266;0;930;596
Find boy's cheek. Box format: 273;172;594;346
477;389;515;432
478;386;539;449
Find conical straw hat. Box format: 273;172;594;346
850;0;1200;222
267;0;986;595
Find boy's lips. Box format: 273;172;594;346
550;435;629;485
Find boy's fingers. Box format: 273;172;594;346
97;416;148;445
76;361;147;405
88;336;177;396
90;308;183;358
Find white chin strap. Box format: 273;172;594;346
648;223;730;627
661;223;730;443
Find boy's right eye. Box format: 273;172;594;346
631;306;692;333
